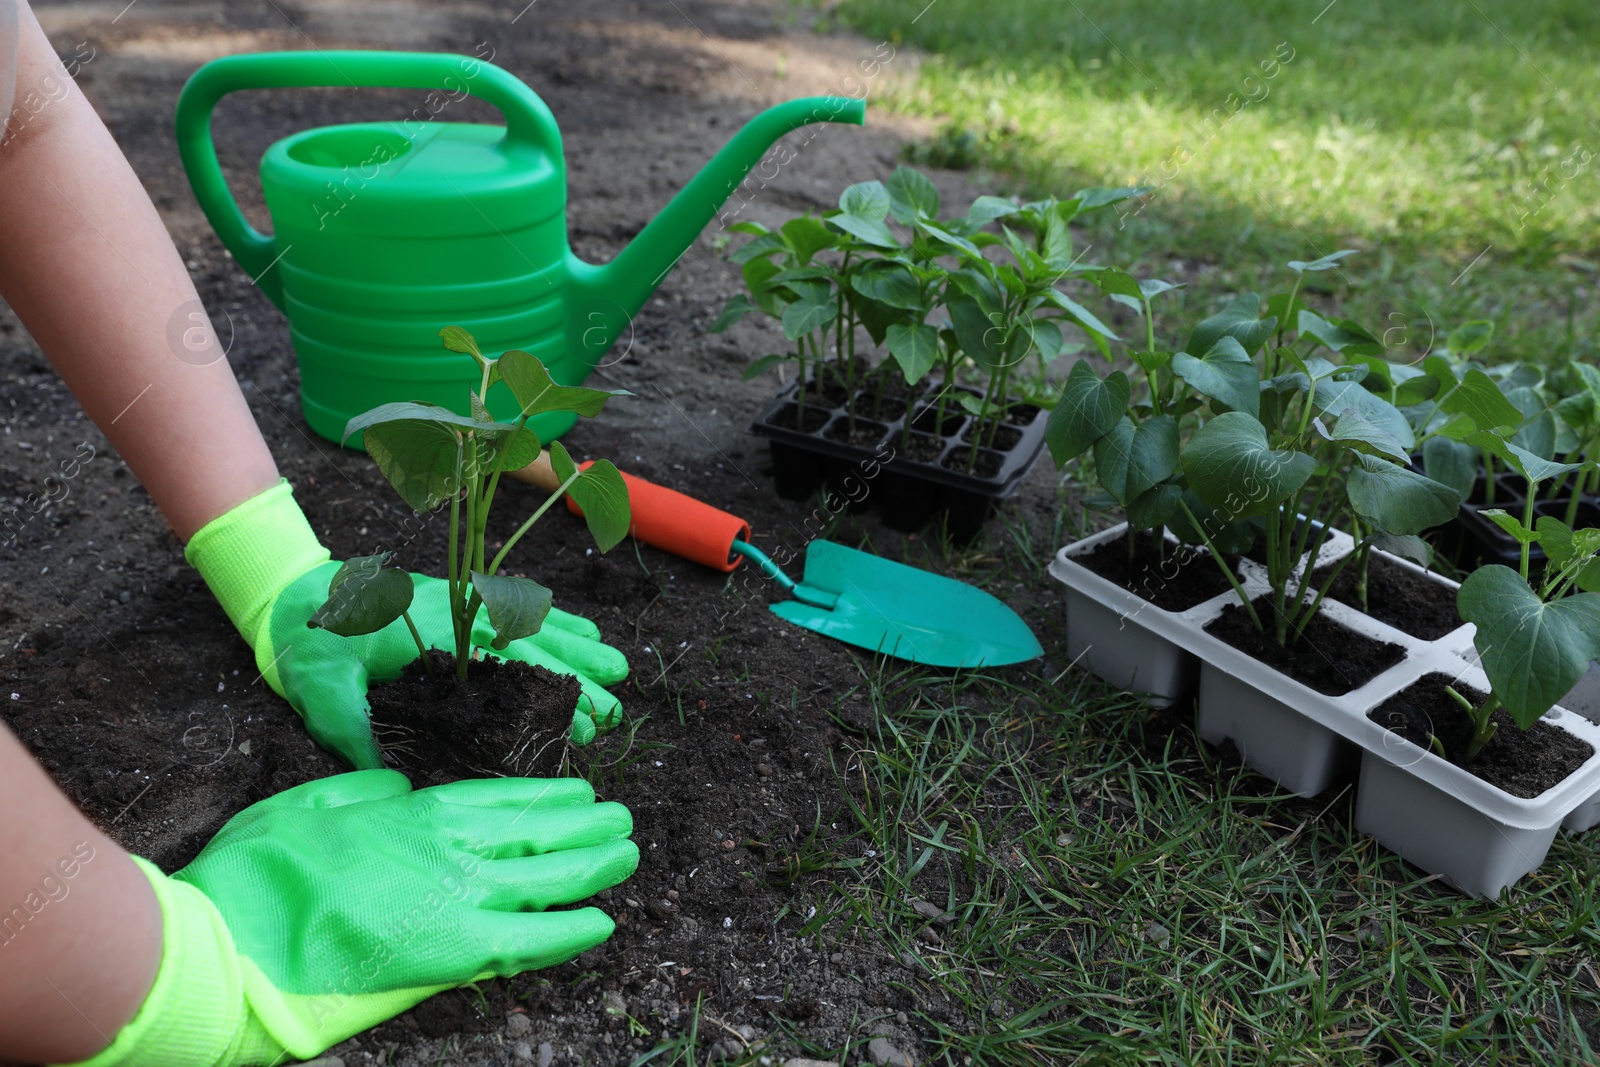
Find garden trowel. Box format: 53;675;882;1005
511;455;1041;669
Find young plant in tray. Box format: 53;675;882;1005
1449;513;1600;760
711;165;1141;471
1173;265;1463;648
308;327;631;682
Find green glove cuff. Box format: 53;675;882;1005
185;479;330;651
62;858;285;1067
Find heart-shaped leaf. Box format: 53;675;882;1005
309;554;414;637
1318;407;1409;461
1458;565;1600;727
1465;430;1586;486
1186;293;1276;357
1182;411;1315;520
1312;379;1416;452
1045;361;1130;467
497;350;629;420
1171;336;1259;418
887;166;940;223
839;180;890;219
1439;368;1523;432
361;419;465;512
1346;455;1461;535
1371;532;1431;567
1126;483;1183;530
1094;415;1179;507
470;571;553;650
551;441;632;553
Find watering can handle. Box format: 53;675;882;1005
174;51;563;309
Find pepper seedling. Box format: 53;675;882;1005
308;327;631;682
1452;513;1600;761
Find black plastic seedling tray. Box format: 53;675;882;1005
1427;468;1600;572
751;378;1048;543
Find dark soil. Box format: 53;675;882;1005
895;431;946;464
1368;674;1594;797
1311;553;1462;641
961;421;1023;451
1005;403;1043;427
910;403;966;436
941;447;1003;479
0;2;1088;1063
370;653;580;787
862;395;909;422
823;417;888;448
1204;603;1407;696
1076;532;1243;613
771;401;830;433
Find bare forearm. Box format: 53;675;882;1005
0;1;277;541
0;724;161;1063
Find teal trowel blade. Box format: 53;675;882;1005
767;539;1042;668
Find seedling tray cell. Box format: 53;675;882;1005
752;379;1048;542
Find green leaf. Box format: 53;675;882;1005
470;571;552;650
1139;279;1184;300
308;554;414;637
1539;517;1600;593
781;295;838;341
1458;566;1600;727
1422;436;1478;500
839;180;890;218
1465;430;1586;486
438;326;484;363
849;262;923;310
362;419;465;512
709;293;757;333
1171;336;1258;418
1439;368;1522;431
1094;415;1180;507
1287;249;1358;273
497;350;628;420
781;216;837;265
1070;186;1148;212
886;323;939;385
1043;289;1119;340
1126;483;1183;530
1094;269;1144;301
1181;411;1315;520
1346;455;1461;535
1046;361;1130;467
1479;509;1538;545
481;424;542;475
550;441;631;553
964;195;1019;228
742;353;793;381
1318;408;1410;461
887;166;940;223
947;297;1007;370
1187;293;1276;357
1447;320;1494;355
728;230;787;265
1023;318;1065;363
828;212;900;249
1296;310;1382;354
1371;532;1431;567
1313;378;1416;452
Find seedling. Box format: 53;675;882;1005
308;327;631;682
1451;514;1600;760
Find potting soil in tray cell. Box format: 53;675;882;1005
752;378;1048;542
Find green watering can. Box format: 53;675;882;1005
175;50;865;447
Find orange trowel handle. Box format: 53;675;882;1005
511;453;750;573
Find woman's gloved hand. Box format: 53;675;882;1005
65;771;637;1067
186;480;629;768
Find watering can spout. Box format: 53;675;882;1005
566;96;865;365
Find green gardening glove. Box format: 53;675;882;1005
186;480;630;768
66;770;637;1067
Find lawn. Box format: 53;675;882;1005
834;0;1600;366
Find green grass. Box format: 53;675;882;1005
831;0;1600;365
